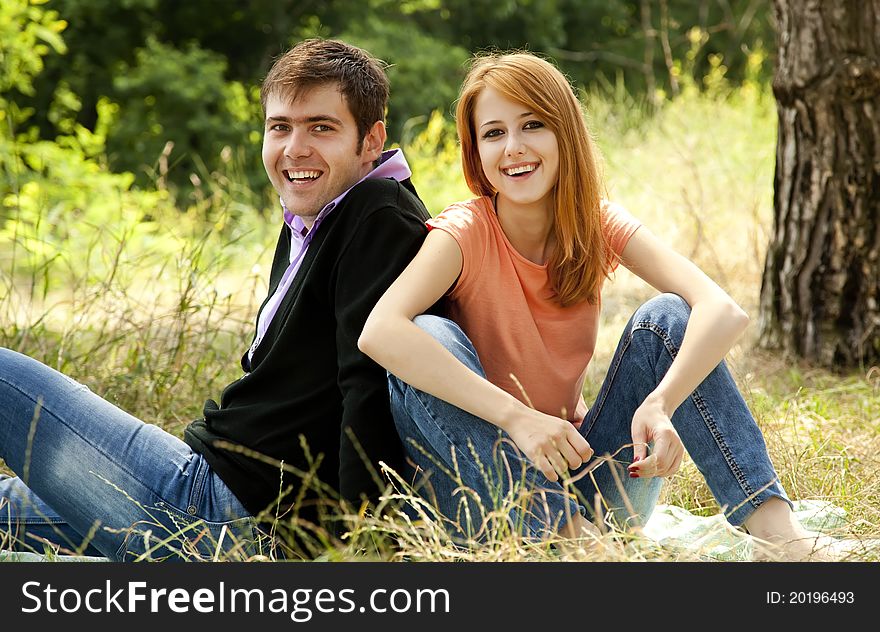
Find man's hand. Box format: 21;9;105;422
628;396;684;478
505;410;594;482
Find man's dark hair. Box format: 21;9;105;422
261;39;389;144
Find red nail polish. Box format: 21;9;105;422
633;456;642;463
629;473;639;478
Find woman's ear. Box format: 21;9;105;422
361;120;387;162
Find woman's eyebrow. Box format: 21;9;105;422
479;112;534;128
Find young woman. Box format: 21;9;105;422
359;52;843;560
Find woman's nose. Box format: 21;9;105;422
505;132;525;157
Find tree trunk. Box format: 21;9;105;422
758;0;880;368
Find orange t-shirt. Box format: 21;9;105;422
426;196;641;420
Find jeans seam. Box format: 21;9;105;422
186;457;208;514
582;333;633;439
632;321;759;509
689;388;759;509
1;515;67;525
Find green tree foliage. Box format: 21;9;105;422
106;37;263;195
21;0;367;194
0;1;177;287
0;0;68;149
1;0;70;213
396;0;773;97
5;0;773;199
339;12;470;140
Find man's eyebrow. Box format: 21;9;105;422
479;112;533;128
265;115;344;126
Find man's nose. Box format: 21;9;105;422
284;128;311;158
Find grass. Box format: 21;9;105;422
1;82;878;561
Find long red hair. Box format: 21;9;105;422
456;53;613;306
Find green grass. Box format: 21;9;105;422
2;83;879;561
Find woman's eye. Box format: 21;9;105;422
524;120;544;130
481;128;503;139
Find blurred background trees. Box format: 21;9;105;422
4;0;773;198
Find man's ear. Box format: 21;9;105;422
361;120;387;163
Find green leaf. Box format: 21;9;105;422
33;24;68;54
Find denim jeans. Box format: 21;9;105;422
389;294;791;540
0;348;261;561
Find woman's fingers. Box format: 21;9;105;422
539;455;560;482
629;429;684;478
567;427;593;462
518;413;594;481
558;434;590;469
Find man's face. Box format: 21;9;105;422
262;84;383;228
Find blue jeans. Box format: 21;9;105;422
389;294;791;540
0;348;261;561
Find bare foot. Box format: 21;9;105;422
752;531;866;562
561;513;603;538
555;514;625;559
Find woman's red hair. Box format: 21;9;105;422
456;53;613;307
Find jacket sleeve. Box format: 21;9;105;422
332;203;428;505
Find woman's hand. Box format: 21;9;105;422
628;395;684;478
505;409;594;482
572;394;588;430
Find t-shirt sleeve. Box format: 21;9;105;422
602;200;642;271
425;201;488;298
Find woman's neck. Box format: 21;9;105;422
494;196;555;265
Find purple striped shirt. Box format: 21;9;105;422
247;149;412;366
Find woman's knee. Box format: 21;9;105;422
412;315;465;343
412;315;482;372
0;347;24;373
631;293;691;341
635;293;690;320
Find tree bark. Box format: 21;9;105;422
758;0;880;368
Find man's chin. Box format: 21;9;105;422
283;205;320;225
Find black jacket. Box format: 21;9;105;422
184;177;430;523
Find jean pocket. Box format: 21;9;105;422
114;500;259;562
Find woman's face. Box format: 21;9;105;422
473;86;559;213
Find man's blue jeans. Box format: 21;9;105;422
0;348;259;560
389;294;792;540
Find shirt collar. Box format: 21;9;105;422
281;148;411;239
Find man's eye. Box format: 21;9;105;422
313;124;332;132
269;124;289;132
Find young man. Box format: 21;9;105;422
0;39;430;560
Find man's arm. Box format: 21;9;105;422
333;203;428;506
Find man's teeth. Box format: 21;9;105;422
504;164;537;176
285;170;320;181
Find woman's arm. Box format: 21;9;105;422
359;229;593;481
620;226;750;477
